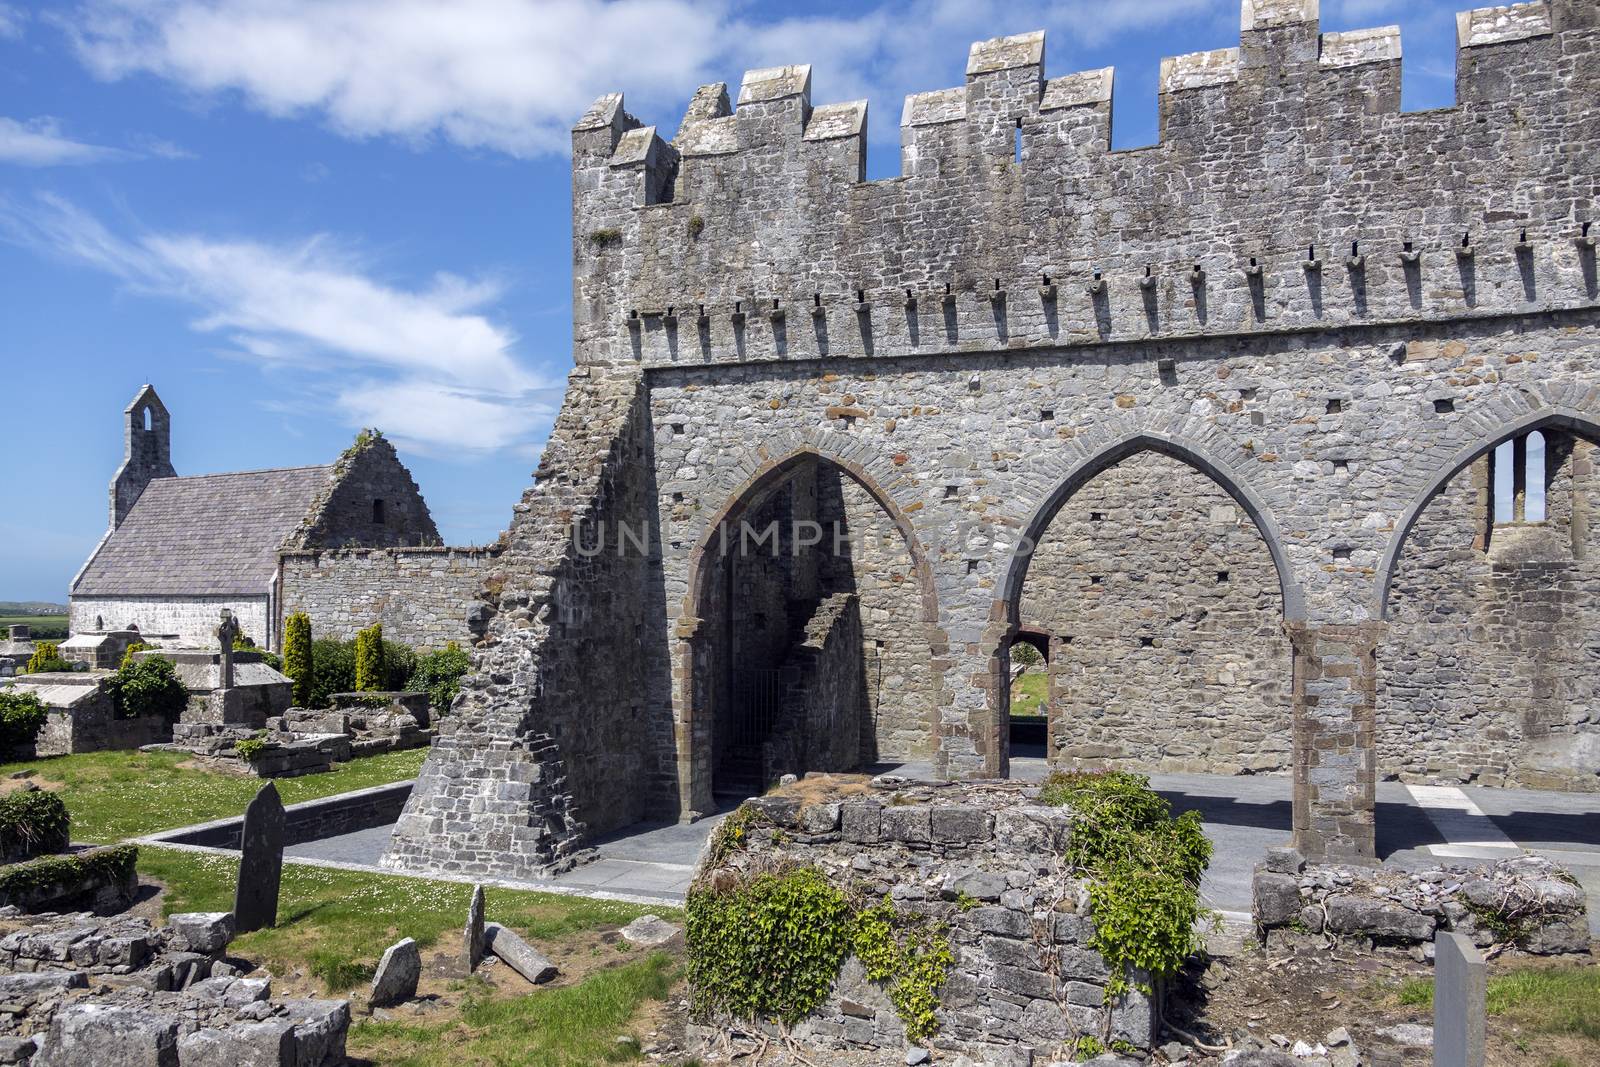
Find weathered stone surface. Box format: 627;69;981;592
234;782;285;934
463;885;485;973
369;937;420;1007
619;914;680;947
1251;872;1301;926
166;913;235;956
484;923;557;984
35;1003;179;1067
1434;932;1485;1067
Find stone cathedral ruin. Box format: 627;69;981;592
384;0;1600;881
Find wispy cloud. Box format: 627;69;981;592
57;0;1223;158
0;193;556;454
0;116;131;166
0;3;24;39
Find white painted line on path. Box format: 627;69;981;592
1404;784;1523;858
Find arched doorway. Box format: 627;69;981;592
680;451;939;804
1379;416;1600;792
1004;630;1051;761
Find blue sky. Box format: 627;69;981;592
1;0;1465;603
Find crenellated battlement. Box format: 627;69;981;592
569;0;1598;367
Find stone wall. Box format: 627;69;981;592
148;782;413;850
1380;432;1600;790
1026;451;1291;775
764;592;866;782
68;595;271;653
278;545;501;649
694;780;1161;1062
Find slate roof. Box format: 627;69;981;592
74;466;334;596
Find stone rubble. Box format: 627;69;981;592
0;908;348;1066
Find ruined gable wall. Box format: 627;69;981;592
291;438;440;550
1025;452;1292;775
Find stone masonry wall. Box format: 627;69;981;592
278;546;501;650
67;595;271;653
696;780;1161;1062
1026;451;1291;776
764;592;866;781
1380;432;1600;789
289;437;441;550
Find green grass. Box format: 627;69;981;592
352;952;678;1067
1395;966;1600;1039
0;615;69;641
2;748;427;843
1011;670;1048;713
138;847;675;995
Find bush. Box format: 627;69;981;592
354;624;385;692
283;613;313;706
119;642;152;669
233;733;268;762
408;642;472;713
0;690;48;758
0;791;69;858
0;845;136;907
380;639;416;692
309;639;356;708
1040;771;1213;993
24;642;73;674
231;633;282;672
106;655;189;720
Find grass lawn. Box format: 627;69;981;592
1011;670;1048;713
1395;964;1600;1066
2;747;427;843
139;847;685;1066
351;953;680;1067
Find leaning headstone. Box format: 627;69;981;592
370;937;421;1007
234;782;285;933
463;885;485;973
1434;931;1486;1067
484;923;557;984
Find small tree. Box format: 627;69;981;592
24;642;73;674
354;623;385;692
107;655;189;720
283;612;313;707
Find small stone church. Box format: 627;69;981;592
69;385;441;651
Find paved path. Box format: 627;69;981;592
275;764;1600;929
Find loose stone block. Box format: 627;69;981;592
370;937;421;1007
234;782;285;934
1251;871;1302;926
166;913;236;956
35;1003;180;1067
484;923;558;984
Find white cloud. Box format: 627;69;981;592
0;193;555;453
0;4;24;38
0;116;130;166
58;0;1224;158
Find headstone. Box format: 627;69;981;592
370;937;421;1007
483;923;557;984
215;610;240;689
463;885;484;973
1434;931;1486;1067
233;782;285;933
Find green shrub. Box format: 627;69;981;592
852;899;954;1043
119;642;153;669
106;655;189;720
354;624;385;692
686;866;855;1026
407;642;472;713
233;734;268;762
0;791;69;857
283;613;313;706
24;642;73;674
0;690;48;757
0;845;136;905
1040;771;1213;994
309;638;356;707
1010;641;1043;669
380;639;415;692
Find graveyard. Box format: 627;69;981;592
3;0;1600;1064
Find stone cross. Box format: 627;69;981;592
215;609;241;689
233;781;285;933
1434;931;1486;1067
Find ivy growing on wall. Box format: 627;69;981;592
1039;770;1214;995
852;900;955;1043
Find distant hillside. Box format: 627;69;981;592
0;602;67;615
